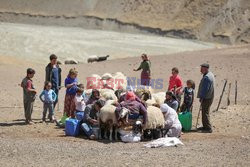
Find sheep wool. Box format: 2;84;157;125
144;106;165;130
152;92;165;106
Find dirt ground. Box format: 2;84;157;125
0;45;250;166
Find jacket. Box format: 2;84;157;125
45;63;62;89
197;71;215;99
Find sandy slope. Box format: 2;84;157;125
0;0;249;44
0;45;249;166
0;22;214;64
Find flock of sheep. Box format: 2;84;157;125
64;55;110;65
85;72;167;141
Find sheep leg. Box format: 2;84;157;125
114;126;118;141
104;130;108;139
109;126;113;141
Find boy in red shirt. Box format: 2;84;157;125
168;67;183;104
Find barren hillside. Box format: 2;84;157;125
0;0;249;43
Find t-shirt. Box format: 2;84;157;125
168;75;183;94
75;94;86;112
64;76;78;95
39;89;57;103
21;77;36;102
51;67;59;89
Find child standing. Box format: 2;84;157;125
64;68;78;118
39;81;57;122
78;83;89;103
21;68;37;124
180;80;195;112
75;88;86;112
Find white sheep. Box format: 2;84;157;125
100;89;118;101
152;92;166;106
101;73;113;80
146;96;156;106
119;105;165;130
86;74;102;89
144;106;165;130
87;55;98;63
99;103;119;141
113;72;127;91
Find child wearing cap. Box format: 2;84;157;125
21;68;37;124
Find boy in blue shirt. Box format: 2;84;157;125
39;81;57;122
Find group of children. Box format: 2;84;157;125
21;64;97;125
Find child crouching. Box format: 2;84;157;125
39;81;57;122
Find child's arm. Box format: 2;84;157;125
65;82;76;88
39;91;45;102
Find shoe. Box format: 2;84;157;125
89;135;96;140
202;129;213;133
197;127;205;131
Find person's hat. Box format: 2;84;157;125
126;91;136;101
200;63;209;68
160;104;170;113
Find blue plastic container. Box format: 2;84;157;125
81;123;93;137
65;118;80;136
76;112;85;121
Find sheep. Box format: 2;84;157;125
97;55;109;62
134;86;154;101
144;106;165;130
99;103;119;141
118;106;165;139
64;58;78;64
113;72;127;91
152;92;166;106
87;55;98;63
100;89;118;102
86;74;102;89
146;96;156;106
101;73;113;80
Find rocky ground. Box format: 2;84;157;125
0;45;250;166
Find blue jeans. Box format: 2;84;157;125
43;103;54;120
